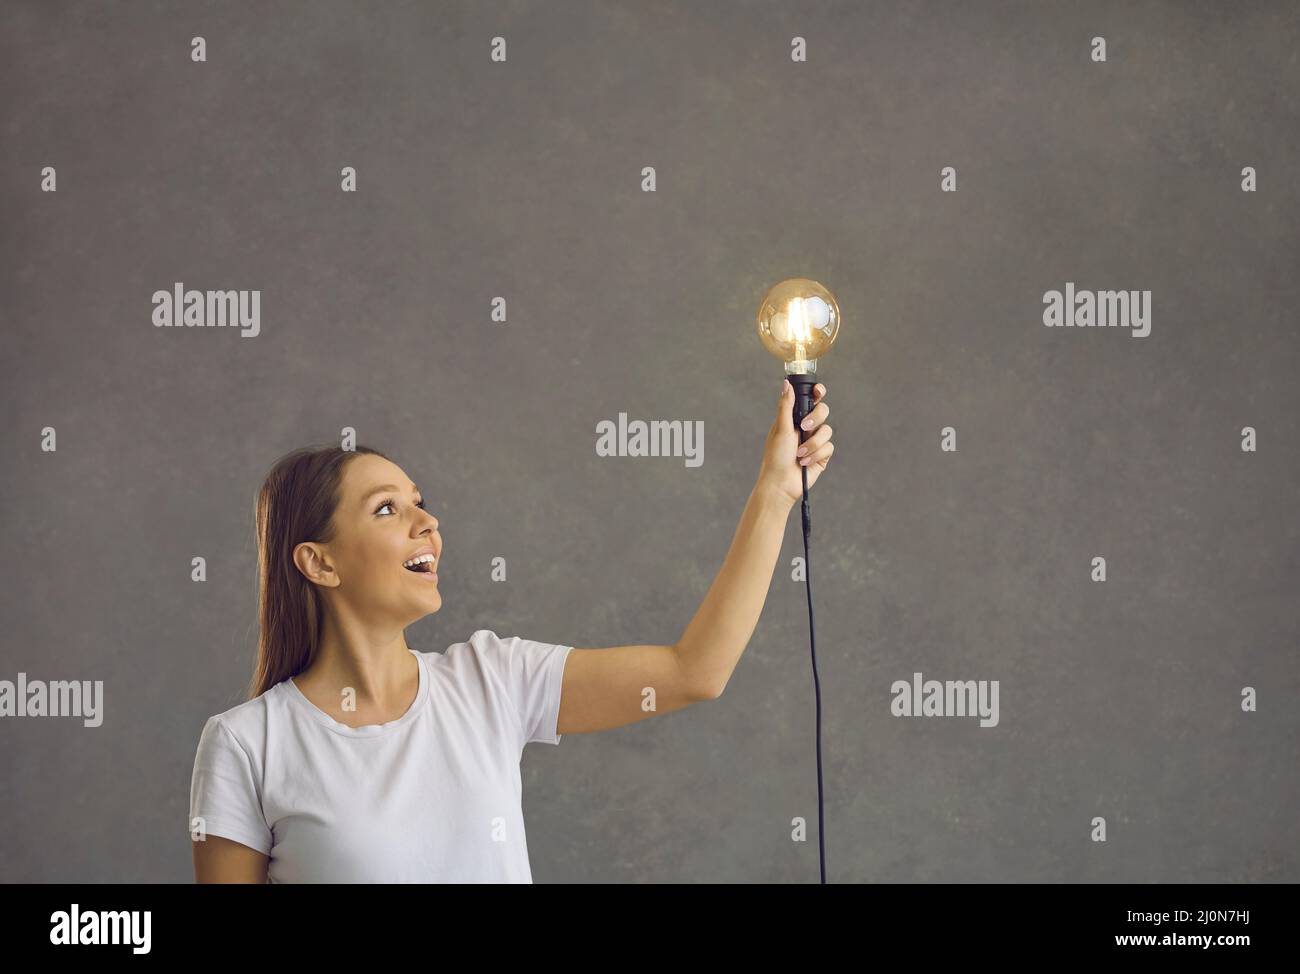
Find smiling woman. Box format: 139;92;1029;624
191;444;583;883
191;382;832;883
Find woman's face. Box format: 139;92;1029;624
298;454;443;623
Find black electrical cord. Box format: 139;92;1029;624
790;375;826;885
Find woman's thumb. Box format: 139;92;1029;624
776;378;793;423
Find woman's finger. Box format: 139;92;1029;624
799;399;829;432
799;440;835;466
796;423;832;457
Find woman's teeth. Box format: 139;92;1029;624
402;554;437;572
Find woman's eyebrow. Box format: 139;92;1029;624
362;483;419;504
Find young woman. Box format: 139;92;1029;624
190;379;833;882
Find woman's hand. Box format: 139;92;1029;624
756;379;834;507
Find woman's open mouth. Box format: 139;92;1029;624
402;553;438;580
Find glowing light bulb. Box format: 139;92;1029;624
756;278;841;375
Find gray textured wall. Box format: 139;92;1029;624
1;0;1296;883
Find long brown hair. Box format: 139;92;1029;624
248;444;391;700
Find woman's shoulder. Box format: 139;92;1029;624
435;628;500;659
436;629;571;690
437;628;529;672
199;682;283;749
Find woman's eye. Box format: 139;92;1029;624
376;498;426;515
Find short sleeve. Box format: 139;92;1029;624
471;630;573;747
189;716;273;855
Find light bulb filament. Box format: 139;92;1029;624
790;297;811;343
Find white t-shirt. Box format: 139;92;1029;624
189;629;573;883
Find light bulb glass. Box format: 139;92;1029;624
756;278;841;374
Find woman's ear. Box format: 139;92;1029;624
293;542;335;586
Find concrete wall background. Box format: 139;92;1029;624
1;0;1295;882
